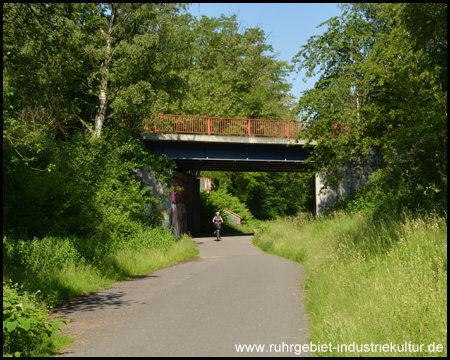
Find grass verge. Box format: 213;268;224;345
253;210;447;357
3;231;199;357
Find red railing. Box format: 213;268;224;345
130;114;306;138
334;123;350;138
126;113;348;139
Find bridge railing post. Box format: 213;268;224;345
208;117;211;135
287;121;290;138
248;119;251;136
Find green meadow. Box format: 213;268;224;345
253;210;447;357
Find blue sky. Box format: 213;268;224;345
188;3;343;100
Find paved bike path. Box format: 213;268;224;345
55;235;310;357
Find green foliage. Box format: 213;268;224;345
112;226;179;253
2;229;197;357
101;235;198;281
246;172;314;219
4;2;445;355
3;2;299;240
4;237;82;274
3;3;191;138
201;171;314;220
2;231;198;356
3;3;304;356
176;14;297;120
3;127;174;241
199;188;258;234
294;3;447;214
2;225;184;305
3;281;68;357
325;164;447;217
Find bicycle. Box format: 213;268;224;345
214;220;222;241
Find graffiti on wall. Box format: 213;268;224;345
170;202;187;237
171;177;188;203
160;176;189;237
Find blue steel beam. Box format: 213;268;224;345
143;134;312;172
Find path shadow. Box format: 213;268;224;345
54;290;131;316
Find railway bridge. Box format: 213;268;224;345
129;114;350;235
133;113;349;172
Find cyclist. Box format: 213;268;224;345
212;212;224;240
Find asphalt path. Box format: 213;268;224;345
54;235;310;357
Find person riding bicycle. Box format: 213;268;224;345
212;212;224;240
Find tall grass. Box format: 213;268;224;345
3;229;198;357
253;211;447;357
3;229;198;307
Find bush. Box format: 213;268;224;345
9;237;83;273
113;226;178;253
3;281;68;357
3;132;173;241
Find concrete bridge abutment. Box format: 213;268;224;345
137;169;201;236
314;156;378;214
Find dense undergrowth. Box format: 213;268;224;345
2;132;200;357
253;210;447;357
2;119;203;357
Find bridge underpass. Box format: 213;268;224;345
141;132;317;236
135;114;353;235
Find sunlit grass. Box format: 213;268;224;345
104;235;199;277
253;211;447;357
30;333;75;357
35;235;199;307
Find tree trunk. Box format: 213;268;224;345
94;87;107;138
93;4;116;138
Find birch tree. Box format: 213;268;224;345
3;3;187;238
78;3;190;137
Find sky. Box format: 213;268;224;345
188;3;343;100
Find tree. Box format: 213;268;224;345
293;3;447;212
3;3;91;140
180;13;306;219
3;3;191;139
91;3;193;136
177;14;297;120
3;3;184;239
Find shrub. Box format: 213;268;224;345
14;237;82;273
114;226;177;252
3;281;68;357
